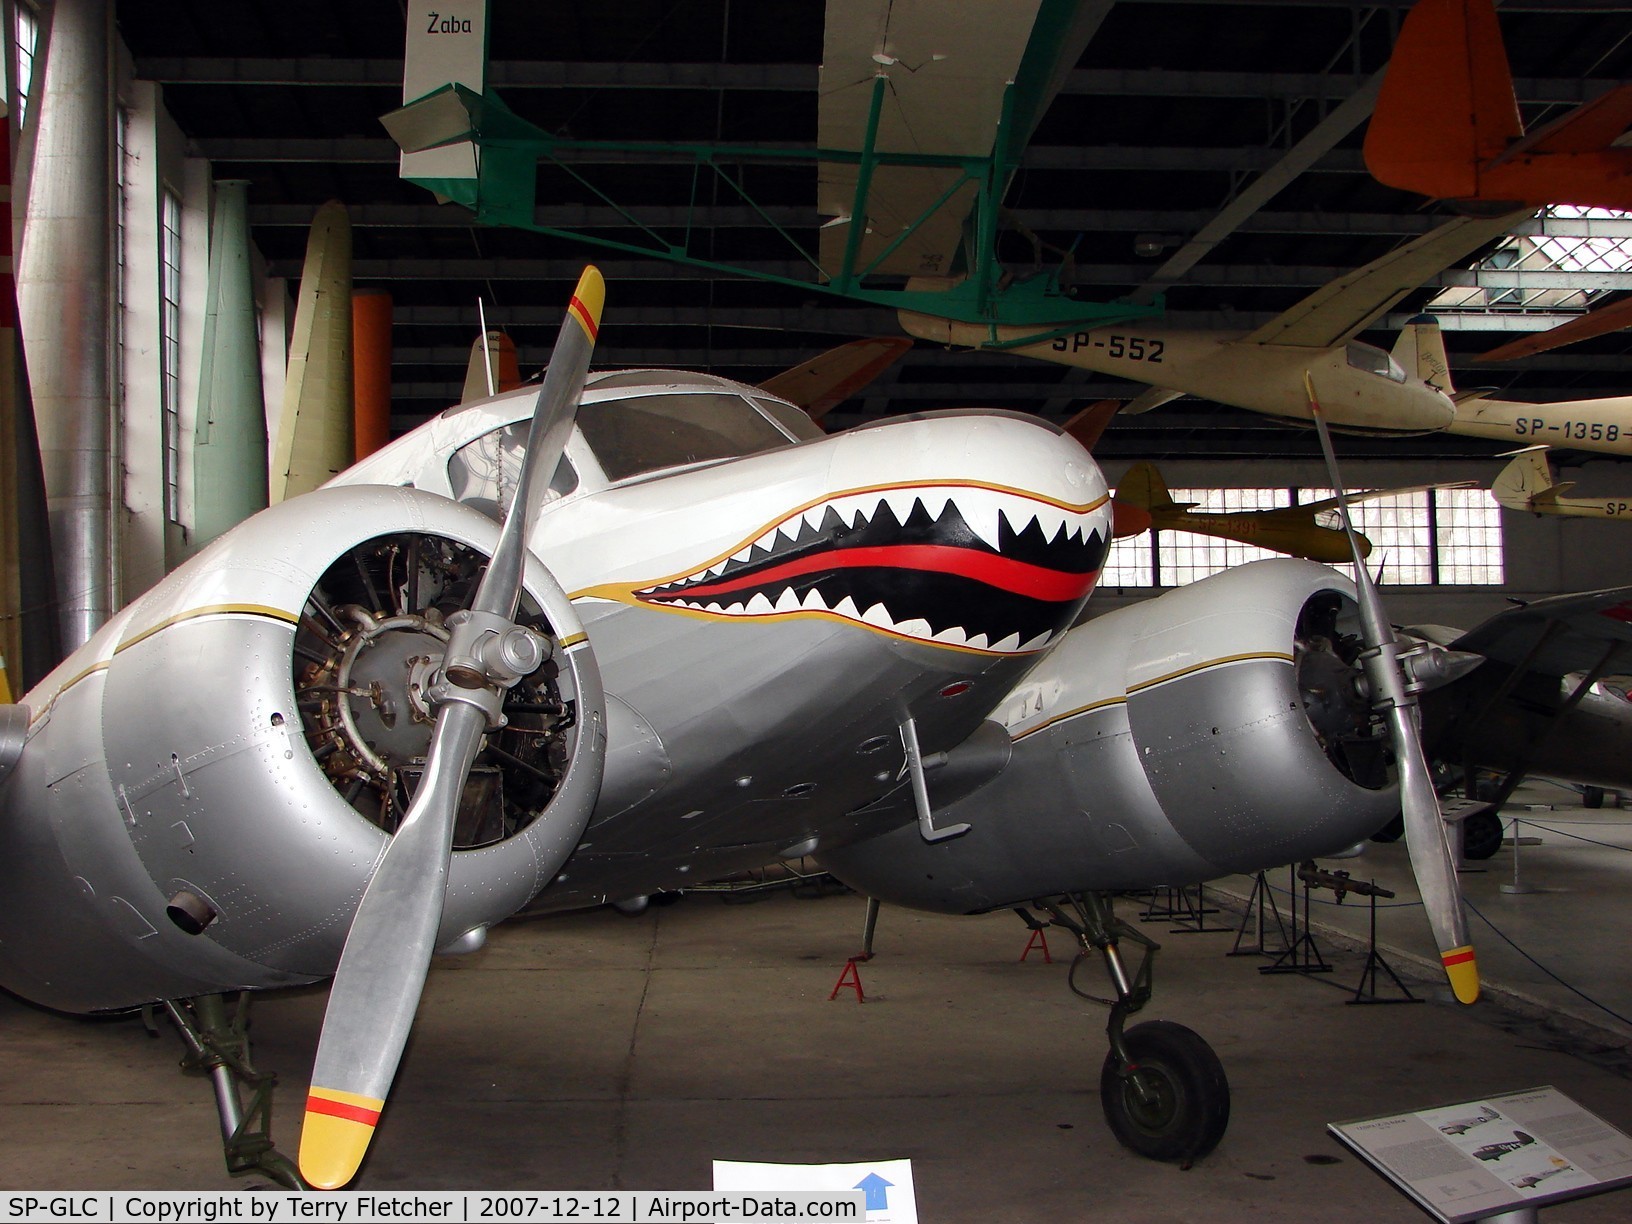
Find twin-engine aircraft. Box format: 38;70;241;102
0;271;1485;1188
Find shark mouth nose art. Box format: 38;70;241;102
632;484;1109;653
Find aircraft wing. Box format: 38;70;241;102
759;337;913;420
1293;481;1476;514
1450;588;1632;678
817;0;1085;281
1242;211;1527;348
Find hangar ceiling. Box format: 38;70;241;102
111;0;1632;462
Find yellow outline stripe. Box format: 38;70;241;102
569;481;1112;602
1012;650;1295;741
27;604;302;725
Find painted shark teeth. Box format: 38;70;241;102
629;481;1107;653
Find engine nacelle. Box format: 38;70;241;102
0;486;604;1012
819;559;1397;913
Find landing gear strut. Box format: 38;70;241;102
1037;892;1230;1164
156;993;306;1189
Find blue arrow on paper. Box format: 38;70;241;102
854;1172;894;1212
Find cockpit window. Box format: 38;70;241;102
578;392;793;481
448;422;578;520
1345;342;1406;383
754;397;826;442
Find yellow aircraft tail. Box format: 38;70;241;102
1392;314;1454;393
1117;461;1183;512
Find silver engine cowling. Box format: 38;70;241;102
0;486;604;1012
819;559;1397;913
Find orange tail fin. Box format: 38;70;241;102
1365;0;1522;200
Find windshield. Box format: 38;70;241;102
577;392;795;482
1345;342;1406;383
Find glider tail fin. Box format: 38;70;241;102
1492;447;1566;512
1392;313;1455;394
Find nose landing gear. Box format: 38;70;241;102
1036;891;1231;1165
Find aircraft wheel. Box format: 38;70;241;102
1462;810;1503;860
1583;786;1606;809
1100;1021;1230;1162
1370;814;1404;843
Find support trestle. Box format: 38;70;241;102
157;993;306;1189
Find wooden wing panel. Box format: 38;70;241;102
818;0;1042;280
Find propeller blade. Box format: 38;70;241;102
299;267;605;1189
1304;374;1478;1005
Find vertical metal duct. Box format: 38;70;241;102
17;0;112;653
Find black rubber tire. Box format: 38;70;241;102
1583;786;1606;809
1100;1021;1231;1162
1370;813;1404;843
1462;809;1503;861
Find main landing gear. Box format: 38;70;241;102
1034;892;1230;1165
152;993;306;1189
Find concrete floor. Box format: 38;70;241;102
2;785;1631;1222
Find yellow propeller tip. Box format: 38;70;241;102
1442;946;1480;1004
570;266;606;337
299;1088;384;1189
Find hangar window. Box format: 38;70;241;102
160;188;184;524
1435;487;1505;584
13;3;36;128
1100;486;1502;588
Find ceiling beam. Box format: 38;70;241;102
196;137;1367;173
1130;71;1384;304
136;58;1615;108
299;254;1632;291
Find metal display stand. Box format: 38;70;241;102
1345;880;1422;1006
1137;883;1226;933
1259;863;1332;977
1228;869;1291;958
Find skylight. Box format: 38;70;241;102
1428;204;1632;314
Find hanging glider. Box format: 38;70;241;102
1480;295;1632;364
1492;447;1632;520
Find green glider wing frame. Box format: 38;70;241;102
382;4;1160;336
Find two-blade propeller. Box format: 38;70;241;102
298;268;606;1189
1304;373;1479;1006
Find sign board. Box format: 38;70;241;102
1330;1086;1632;1223
401;0;487;182
714;1158;918;1224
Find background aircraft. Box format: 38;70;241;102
899;253;1632;459
1492;447;1632;521
1114;463;1475;564
1363;0;1632;214
0;270;1491;1188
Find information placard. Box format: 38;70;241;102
1330;1086;1632;1223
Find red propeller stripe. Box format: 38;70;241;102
1441;948;1476;968
568;295;599;341
306;1093;381;1127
